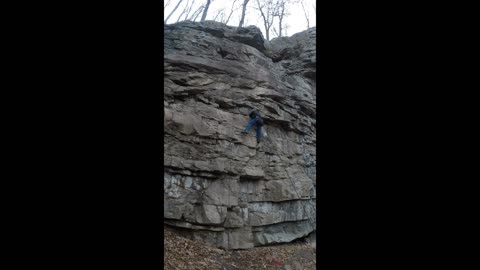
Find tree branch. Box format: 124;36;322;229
300;0;309;29
165;0;185;23
183;0;196;21
225;0;239;25
189;5;204;21
164;0;172;9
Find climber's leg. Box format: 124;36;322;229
256;124;262;143
242;118;256;134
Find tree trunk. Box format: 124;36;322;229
200;0;212;22
278;4;283;37
238;0;250;28
256;0;268;39
263;18;270;40
300;0;309;29
278;19;282;37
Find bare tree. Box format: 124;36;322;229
200;0;213;22
183;0;196;21
175;1;189;22
176;0;203;23
275;0;286;37
238;0;250;28
190;5;204;21
164;0;172;9
165;0;185;23
213;8;225;21
255;0;278;40
300;0;309;29
224;0;239;25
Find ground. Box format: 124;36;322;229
164;226;316;270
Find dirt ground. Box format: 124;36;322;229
164;226;316;270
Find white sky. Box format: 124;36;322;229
164;0;316;40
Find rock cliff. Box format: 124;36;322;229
164;21;316;250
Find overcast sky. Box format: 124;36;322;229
164;0;316;40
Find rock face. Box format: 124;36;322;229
266;27;316;82
164;20;316;250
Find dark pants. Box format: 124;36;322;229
244;117;262;142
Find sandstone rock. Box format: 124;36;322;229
253;220;315;245
164;21;316;249
164;219;225;231
248;199;315;226
241;168;265;179
224;206;248;228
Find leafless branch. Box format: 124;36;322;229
213;8;225;21
255;0;278;40
165;0;185;23
189;5;204;21
183;0;196;21
300;0;309;29
176;1;189;22
275;0;286;37
272;26;279;38
225;0;240;25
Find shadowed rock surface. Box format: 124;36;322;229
164;20;316;250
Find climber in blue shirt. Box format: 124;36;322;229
241;109;263;144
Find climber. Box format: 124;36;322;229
241;109;263;144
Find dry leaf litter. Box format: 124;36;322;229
164;226;316;270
